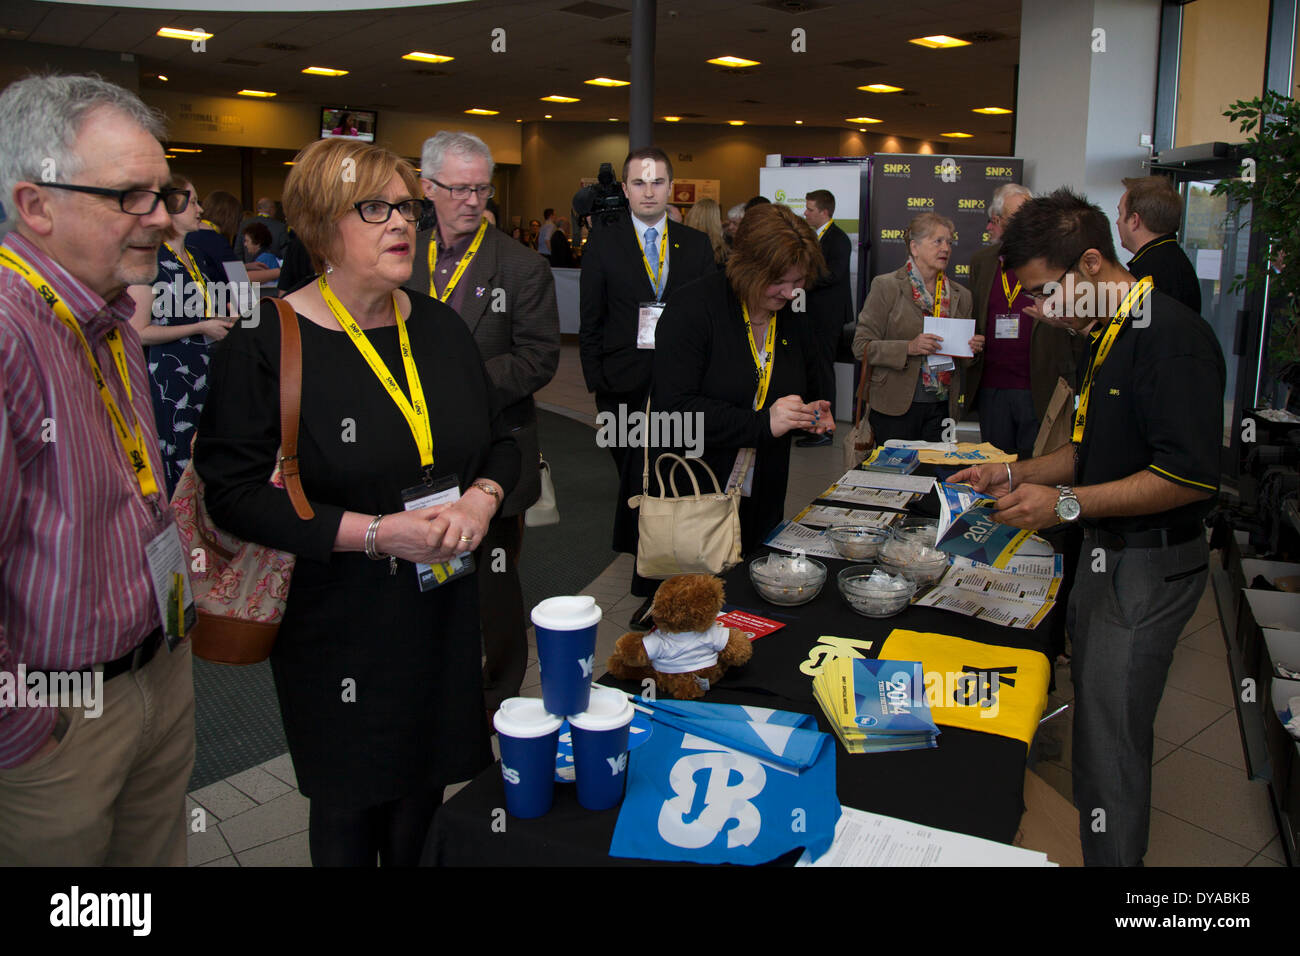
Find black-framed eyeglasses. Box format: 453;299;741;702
430;179;495;201
40;182;190;216
353;199;424;224
1026;254;1082;301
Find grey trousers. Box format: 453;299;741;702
1066;534;1208;866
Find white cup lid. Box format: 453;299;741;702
493;697;563;738
531;595;602;632
568;686;634;732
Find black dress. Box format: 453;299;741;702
612;271;833;557
195;292;520;811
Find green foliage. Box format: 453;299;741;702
1213;91;1300;374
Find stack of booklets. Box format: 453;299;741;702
812;658;941;754
863;446;920;474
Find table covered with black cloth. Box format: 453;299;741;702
428;480;1056;866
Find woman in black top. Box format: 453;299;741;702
195;137;518;866
615;203;833;556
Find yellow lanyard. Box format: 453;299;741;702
638;221;668;299
932;272;944;317
164;241;212;317
999;265;1021;309
318;276;434;469
0;247;161;500
1071;277;1154;445
428;217;488;303
741;302;778;410
817;218;834;239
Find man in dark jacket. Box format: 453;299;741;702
798;188;853;446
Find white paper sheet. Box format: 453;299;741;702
815;485;917;510
834;469;935;494
923;317;977;358
797;805;1055;867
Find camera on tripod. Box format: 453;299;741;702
572;162;628;228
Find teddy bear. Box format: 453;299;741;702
607;574;753;699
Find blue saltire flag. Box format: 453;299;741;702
637;698;817;731
608;723;841;865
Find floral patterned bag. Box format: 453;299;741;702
172;298;314;665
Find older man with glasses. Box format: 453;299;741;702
410;131;560;722
0;74;196;865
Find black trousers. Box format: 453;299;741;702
480;513;527;710
598;386;659;600
309;786;442;866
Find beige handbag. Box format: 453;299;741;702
629;444;744;580
524;453;559;527
843;354;876;471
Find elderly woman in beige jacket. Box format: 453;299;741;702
852;212;983;444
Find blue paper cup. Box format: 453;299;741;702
493;698;564;819
568;687;634;811
531;596;602;717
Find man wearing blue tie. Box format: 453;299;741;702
579;146;715;625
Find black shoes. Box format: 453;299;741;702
629;596;655;630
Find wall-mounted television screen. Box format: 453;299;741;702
321;107;377;143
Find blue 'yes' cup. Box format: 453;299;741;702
531;596;602;717
493;698;563;819
568;687;634;811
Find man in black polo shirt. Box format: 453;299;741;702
1117;175;1201;314
952;188;1225;867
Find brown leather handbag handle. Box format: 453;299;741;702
267;298;314;520
852;349;873;429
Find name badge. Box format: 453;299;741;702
994;314;1020;339
144;522;196;649
636;302;666;349
726;448;756;497
401;475;476;591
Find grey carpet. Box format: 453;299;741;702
188;408;616;790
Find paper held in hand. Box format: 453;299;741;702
923;317;976;357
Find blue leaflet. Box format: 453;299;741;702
609;724;841;865
849;658;941;736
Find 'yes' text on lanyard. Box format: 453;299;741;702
742;302;778;410
319;276;435;474
1071;276;1153;445
428;217;489;303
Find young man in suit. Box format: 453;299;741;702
579;146;715;625
411;131;561;716
798;188;853;447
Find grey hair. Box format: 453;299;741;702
0;74;166;215
989;182;1033;218
726;203;746;222
420;131;495;181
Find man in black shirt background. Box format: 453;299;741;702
952;188;1225;866
1117;175;1201;314
797;188;853;447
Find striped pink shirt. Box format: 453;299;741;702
0;232;170;768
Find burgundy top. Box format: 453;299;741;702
980;264;1035;391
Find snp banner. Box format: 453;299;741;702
868;155;1024;285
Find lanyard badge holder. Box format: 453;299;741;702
994;267;1022;339
635;227;669;349
319;275;476;591
0;246;196;648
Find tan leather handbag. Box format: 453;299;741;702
629;445;744;580
843;355;876;471
172;298;313;665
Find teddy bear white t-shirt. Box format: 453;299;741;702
641;623;731;673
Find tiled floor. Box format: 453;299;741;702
190;342;1285;867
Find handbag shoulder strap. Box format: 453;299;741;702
852;350;873;428
640;395;653;495
268;297;314;520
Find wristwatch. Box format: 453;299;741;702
1054;485;1082;523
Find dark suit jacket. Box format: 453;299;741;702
578;214;716;397
807;221;854;359
408;223;560;516
961;242;1087;420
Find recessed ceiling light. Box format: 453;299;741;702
302;66;348;77
909;35;971;49
972;106;1013;115
156;74;169;82
402;51;454;63
941;131;974;138
169;148;202;153
515;118;522;123
465;108;500;115
283;161;296;166
608;117;619;122
156;27;212;41
662;116;681;122
858;83;903;93
237;89;276;98
858;128;866;133
544;114;553;119
794;120;803;125
727;120;745;126
708;55;760;68
585;77;630;87
541;95;580;103
845;116;882;124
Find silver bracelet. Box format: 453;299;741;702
1004;462;1014;492
364;514;385;560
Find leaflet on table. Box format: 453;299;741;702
935;482;1035;568
794;503;904;529
949;551;1063;579
833;468;935;495
795;805;1055;867
762;520;843;561
716;609;785;640
936;564;1061;603
816;484;918;510
912;582;1054;630
862;446;919;474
